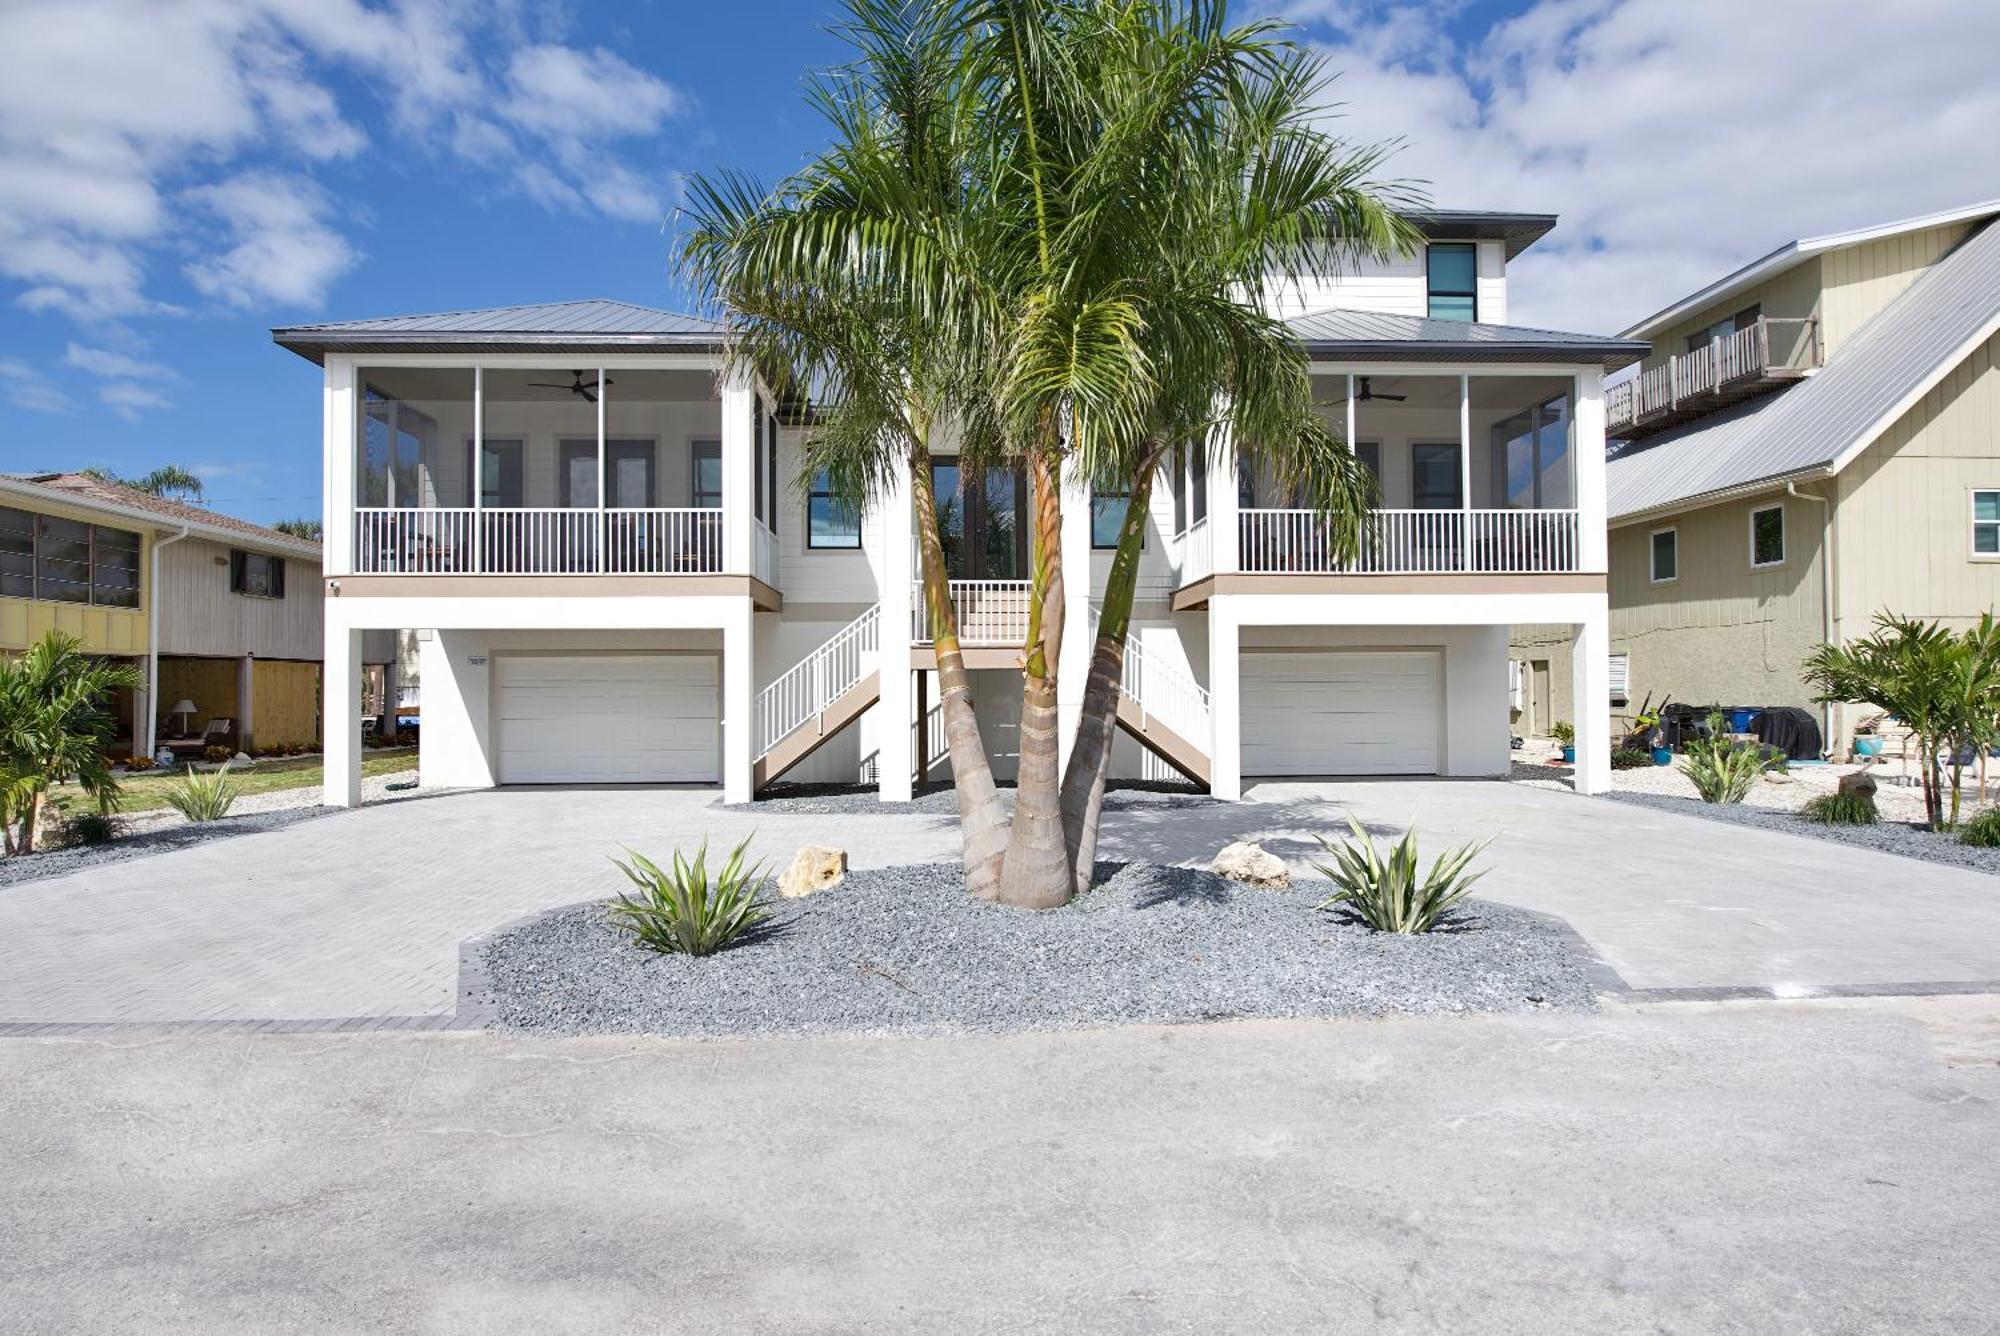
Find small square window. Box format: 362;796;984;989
807;470;861;549
1650;527;1677;583
1750;505;1785;568
231;550;286;599
1974;491;2000;557
1091;487;1136;549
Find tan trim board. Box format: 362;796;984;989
910;646;1023;671
1171;571;1606;610
327;574;782;611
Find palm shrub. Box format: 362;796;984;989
607;836;772;957
0;630;143;854
165;762;241;822
1957;808;2000;847
1308;814;1489;935
1681;711;1776;804
54;807;124;847
1800;791;1878;825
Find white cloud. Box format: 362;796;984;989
98;381;174;421
0;358;75;415
0;0;686;323
1273;0;2000;332
64;343;178;381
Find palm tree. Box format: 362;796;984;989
0;630;142;854
1804;612;2000;829
83;464;207;503
272;517;323;540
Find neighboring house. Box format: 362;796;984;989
278;217;1640;808
0;472;337;755
1513;200;2000;753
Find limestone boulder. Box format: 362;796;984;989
1210;840;1290;890
1838;769;1878;801
778;845;848;899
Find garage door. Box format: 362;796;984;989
496;655;719;784
1240;650;1441;776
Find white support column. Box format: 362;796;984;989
133;657;153;760
1459;373;1472;571
1208;597;1242;800
876;458;915;801
1573;368;1609;572
323;626;363;808
470;365;483;574
1057;456;1092;774
1571;607;1611;795
323;359;357;575
720;372;755;575
1209;423;1240;574
595;365;607;573
721;599;755;804
236;654;255;753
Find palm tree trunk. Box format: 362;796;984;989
996;437;1072;908
1059;447;1162;896
910;441;1010;899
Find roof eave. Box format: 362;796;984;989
272;330;728;366
1610;463;1837;528
1297;338;1648;369
0;476;322;560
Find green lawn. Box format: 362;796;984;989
56;749;419;815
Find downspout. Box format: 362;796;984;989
1787;481;1835;754
144;524;192;758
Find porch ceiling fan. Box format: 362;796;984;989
1354;376;1405;403
527;370;614;402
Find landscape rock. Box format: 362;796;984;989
1210;840;1289;889
1838;769;1878;800
778;845;847;898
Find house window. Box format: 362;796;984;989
0;506;35;599
691;440;721;509
1170;453;1187;534
752;400;766;524
765;410;779;533
1750;503;1785;568
5;511;140;607
807;469;861;549
1189;450;1208;526
91;526;140;608
1686;305;1761;354
1609;653;1630;706
1411;443;1463;509
1973;491;2000;557
230;549;286;599
1650;527;1678;583
1426;242;1478;322
1091;485;1137;549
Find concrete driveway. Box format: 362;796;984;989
4;779;2000;1027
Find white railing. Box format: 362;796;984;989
1237;508;1581;575
1607;316;1820;433
754;604;880;755
352;507;723;574
1090;608;1210;746
911;579;1034;645
752;521;778;587
1175;516;1213;586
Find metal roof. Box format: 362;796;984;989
1286;307;1647;368
1607;218;2000;523
1622;199;2000;340
273;299;725;363
2;473;322;559
1405;210;1559;261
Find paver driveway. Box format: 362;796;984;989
4;779;2000;1025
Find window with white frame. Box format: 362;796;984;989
1650;527;1678;583
1609;652;1630;706
1750;504;1785;568
1973;490;2000;557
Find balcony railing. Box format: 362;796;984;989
911;579;1033;645
1606;316;1820;439
1237;508;1581;575
1175;516;1213;586
354;507;724;575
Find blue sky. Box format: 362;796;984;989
2;0;1996;525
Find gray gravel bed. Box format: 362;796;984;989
0;806;337;889
1608;791;2000;876
718;779;1215;817
482;862;1595;1038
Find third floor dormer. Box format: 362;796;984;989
1263;210;1556;328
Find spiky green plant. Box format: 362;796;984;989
1957;807;2000;848
1308;815;1489;935
1681;741;1768;804
1800;791;1878;825
606;836;772;957
0;629;142;854
164;762;241;822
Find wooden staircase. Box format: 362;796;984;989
753;670;880;788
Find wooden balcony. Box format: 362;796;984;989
1607;316;1820;440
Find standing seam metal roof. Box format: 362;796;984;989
1285;307;1647;367
1606;219;2000;521
272;299;724;363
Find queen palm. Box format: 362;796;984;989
0;630;141;854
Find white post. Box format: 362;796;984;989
133;656;153;760
1459;372;1472;571
1208;597;1242;800
1057;455;1092;774
1573;368;1608;573
720;372;755;575
1210;422;1239;575
471;365;483;574
323;359;357;575
1571;608;1611;796
595;365;607;573
323;626;363;808
876;457;915;801
721;598;755;804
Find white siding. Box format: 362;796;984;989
155;536;322;660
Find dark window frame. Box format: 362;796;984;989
691;439;722;510
1750;503;1786;569
1;507;141;608
1091;484;1143;550
230;548;287;600
807;469;863;549
1649;526;1678;583
1426;242;1479;322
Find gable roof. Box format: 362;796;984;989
1606;218;2000;523
1286;307;1646;368
1623;199;2000;340
3;473;321;559
273;299;725;364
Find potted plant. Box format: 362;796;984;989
1551;721;1576;764
1630;706;1672;765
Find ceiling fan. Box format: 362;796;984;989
1354;376;1406;403
527;370;614;403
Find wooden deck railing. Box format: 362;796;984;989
1607;315;1820;434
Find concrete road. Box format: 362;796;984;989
4;1003;1997;1333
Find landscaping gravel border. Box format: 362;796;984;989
1609;791;2000;876
0;806;339;889
481;861;1596;1038
718;779;1216;816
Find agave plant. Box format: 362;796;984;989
1680;713;1775;804
164;762;241;822
1309;815;1489;935
606;836;771;957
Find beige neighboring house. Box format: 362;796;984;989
1512;200;2000;754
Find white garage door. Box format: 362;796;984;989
1241;650;1441;776
497;655;719;784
